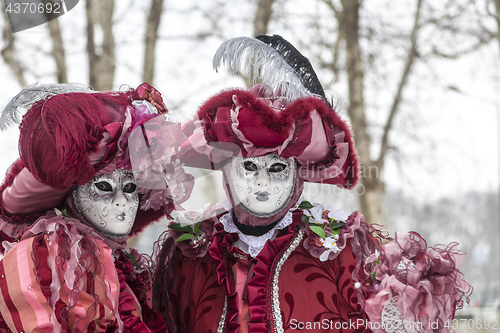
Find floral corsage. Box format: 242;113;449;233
168;204;215;258
299;201;348;261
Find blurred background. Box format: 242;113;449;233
0;0;498;330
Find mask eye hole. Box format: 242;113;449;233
243;161;258;172
123;183;137;193
269;163;287;173
95;181;113;192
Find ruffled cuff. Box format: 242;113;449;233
364;232;472;333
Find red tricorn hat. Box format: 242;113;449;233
179;35;360;189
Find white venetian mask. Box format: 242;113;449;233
227;153;296;216
73;169;139;238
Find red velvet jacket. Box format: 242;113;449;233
162;210;373;333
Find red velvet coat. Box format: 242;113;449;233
162;210;373;333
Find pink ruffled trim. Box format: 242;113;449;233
7;212;166;332
297;130;348;183
96;107;133;174
364;232;472;333
207;211;302;333
249;229;297;333
208;223;242;333
17;214;124;331
183;119;239;166
0;216;30;253
207;214;302;333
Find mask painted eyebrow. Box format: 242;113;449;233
120;171;135;183
93;173;116;191
266;154;288;163
94;173;114;182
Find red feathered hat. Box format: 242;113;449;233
0;82;193;237
179;35;359;189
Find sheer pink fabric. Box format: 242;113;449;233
364;232;472;333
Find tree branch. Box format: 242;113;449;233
377;0;423;169
432;33;495;58
338;0;373;168
143;0;164;84
320;0;341;16
96;0;115;90
86;0;97;88
494;0;500;53
253;0;274;36
1;9;27;87
43;0;67;83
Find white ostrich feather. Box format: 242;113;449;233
0;82;93;130
213;37;314;102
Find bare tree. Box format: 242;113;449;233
86;0;115;91
253;0;274;36
1;9;27;87
1;0;67;86
495;0;500;47
43;0;67;83
423;0;495;59
143;0;165;84
314;0;423;226
238;0;276;88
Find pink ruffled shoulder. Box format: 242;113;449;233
298;200;472;331
0;212;165;332
363;232;472;333
0;213;124;331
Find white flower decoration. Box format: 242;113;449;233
326;207;348;222
172;203;211;226
303;205;327;225
319;235;340;261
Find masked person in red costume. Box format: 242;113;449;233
153;35;471;333
0;83;193;332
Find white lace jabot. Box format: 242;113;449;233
218;199;302;258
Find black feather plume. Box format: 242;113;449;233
255;34;326;101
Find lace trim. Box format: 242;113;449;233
219;199;303;258
381;297;405;333
381;296;422;333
